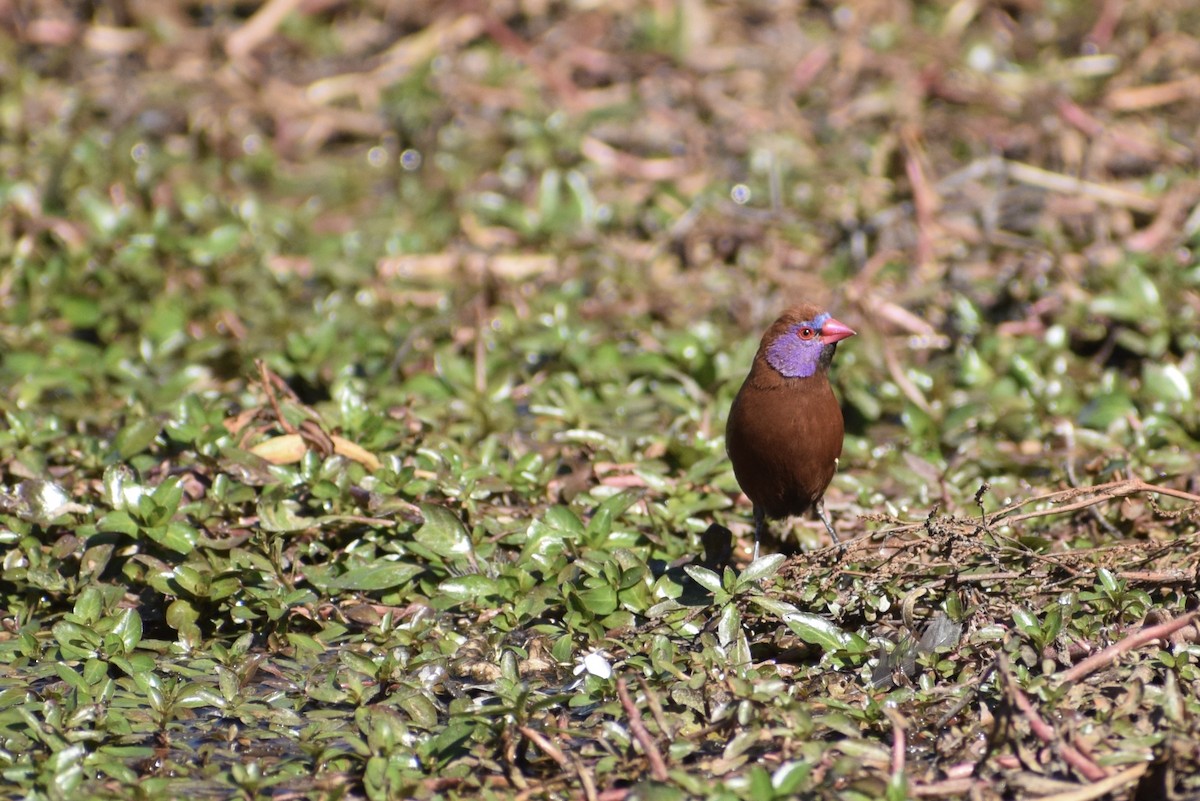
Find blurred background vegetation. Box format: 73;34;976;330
1;1;1199;798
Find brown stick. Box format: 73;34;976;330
616;677;669;781
1056;611;1198;684
901;126;939;273
518;725;568;770
571;755;600;801
637;676;674;741
885;707;907;778
225;0;305;62
1000;657;1107;782
1004;160;1159;213
868;478;1200;541
256;360;297;436
996;479;1200;526
1034;764;1149;801
911;777;978;797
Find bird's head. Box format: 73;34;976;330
763;309;856;379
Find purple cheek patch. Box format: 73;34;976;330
765;323;825;378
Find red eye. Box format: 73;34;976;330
797;327;816;340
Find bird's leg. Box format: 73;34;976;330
816;500;840;544
752;505;766;561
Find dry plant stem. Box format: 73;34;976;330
571;755;600;801
517;726;568;770
1126;185;1194;252
225;0;305;61
911;777;978;797
1118;570;1195;584
885;707;907;778
504;726;528;791
883;341;933;413
596;790;631;801
299;419;335;454
901;126;938;271
328;514;396;527
985;478;1200;526
936;660;997;730
1064;444;1123;538
1107;77;1200;111
860;154;1159;250
616;677;669;782
638;676;674;741
1034;764;1149;801
305;14;485;107
1004;160;1159;213
996;544;1087;577
257;359;298;436
1000;657;1107;782
1056;611;1199;684
477;11;580;110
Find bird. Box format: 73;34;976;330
725;303;856;557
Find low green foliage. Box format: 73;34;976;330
2;1;1199;799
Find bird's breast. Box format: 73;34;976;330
726;377;844;519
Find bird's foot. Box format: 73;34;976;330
816;500;841;545
752;505;766;561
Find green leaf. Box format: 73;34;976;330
46;743;86;796
747;766;774;801
431;721;477;766
309;562;424;592
170;565;206;596
439;575;504;601
886;768;909;801
258;495;313;532
1142;363;1193;403
398;692;440;730
1096;568;1118;593
342;651;381;677
192;223;244;263
1090;263;1162;322
415;504;473;558
773;761;812;794
53;621;101;660
115;418;162;459
597;488;645;519
1012;608;1039;637
586;505;613;539
166;600;201;644
738;553;786;586
749;596;801;618
684;565;723;595
783;612;855;653
73;586;104;623
146;521;198;554
54;663;92;696
98;510;140;537
58;295;102;327
717;603;740;648
576;585;618;616
1078;393;1135;430
543;505;586;537
111;608;143;653
150;477;185;518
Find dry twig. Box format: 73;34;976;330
995;478;1200;526
1056;611;1199;685
517;725;569;770
616;677;669;782
1000;656;1108;782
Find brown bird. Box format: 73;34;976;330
726;304;856;556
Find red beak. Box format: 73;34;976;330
820;317;856;344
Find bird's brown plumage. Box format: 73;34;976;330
726;303;854;552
